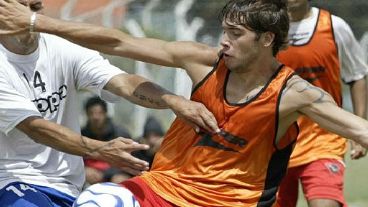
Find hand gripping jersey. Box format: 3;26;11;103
140;58;299;207
277;9;346;167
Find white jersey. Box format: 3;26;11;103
288;7;368;83
0;33;124;197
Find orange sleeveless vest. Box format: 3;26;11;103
140;58;298;207
277;9;346;167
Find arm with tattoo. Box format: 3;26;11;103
105;73;220;133
280;75;368;148
282;75;335;105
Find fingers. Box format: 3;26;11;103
104;138;150;171
115;139;150;166
199;109;220;134
170;97;220;134
115;137;149;150
349;140;367;159
350;145;367;160
124;153;149;168
113;152;149;173
189;104;219;134
120;167;147;176
123;141;150;152
194;125;200;133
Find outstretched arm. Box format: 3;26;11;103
280;76;368;148
349;78;367;159
17;116;149;175
104;73;220;133
0;0;218;83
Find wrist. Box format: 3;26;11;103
162;94;184;109
82;138;105;159
29;12;37;33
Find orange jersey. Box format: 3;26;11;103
277;9;346;167
140;59;299;207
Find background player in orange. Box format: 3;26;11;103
2;0;368;206
276;0;368;206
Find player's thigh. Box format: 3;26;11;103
74;182;140;207
300;159;346;207
0;182;56;207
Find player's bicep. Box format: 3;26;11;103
279;75;335;118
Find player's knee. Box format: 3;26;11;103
308;198;342;207
73;182;140;207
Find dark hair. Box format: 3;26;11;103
220;0;289;55
84;96;107;113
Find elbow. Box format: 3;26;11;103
354;130;368;149
16;116;44;143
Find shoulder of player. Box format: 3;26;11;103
330;14;351;34
284;75;335;107
282;75;317;104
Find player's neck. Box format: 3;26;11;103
288;5;312;22
235;52;279;77
226;59;280;103
236;59;280;82
0;34;39;55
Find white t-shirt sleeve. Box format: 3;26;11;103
332;15;368;83
55;37;126;102
74;51;125;102
0;70;41;135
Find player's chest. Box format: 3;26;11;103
13;63;71;113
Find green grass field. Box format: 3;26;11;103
296;156;368;207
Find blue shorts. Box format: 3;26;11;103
0;182;76;207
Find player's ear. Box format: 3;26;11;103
260;32;275;48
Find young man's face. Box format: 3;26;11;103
220;20;262;73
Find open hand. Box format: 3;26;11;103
95;138;150;176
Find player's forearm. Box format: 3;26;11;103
16;116;106;158
105;74;182;109
350;78;367;118
35;15;181;67
305;106;368;149
35;15;128;56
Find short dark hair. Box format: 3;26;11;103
84;96;107;113
220;0;289;56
